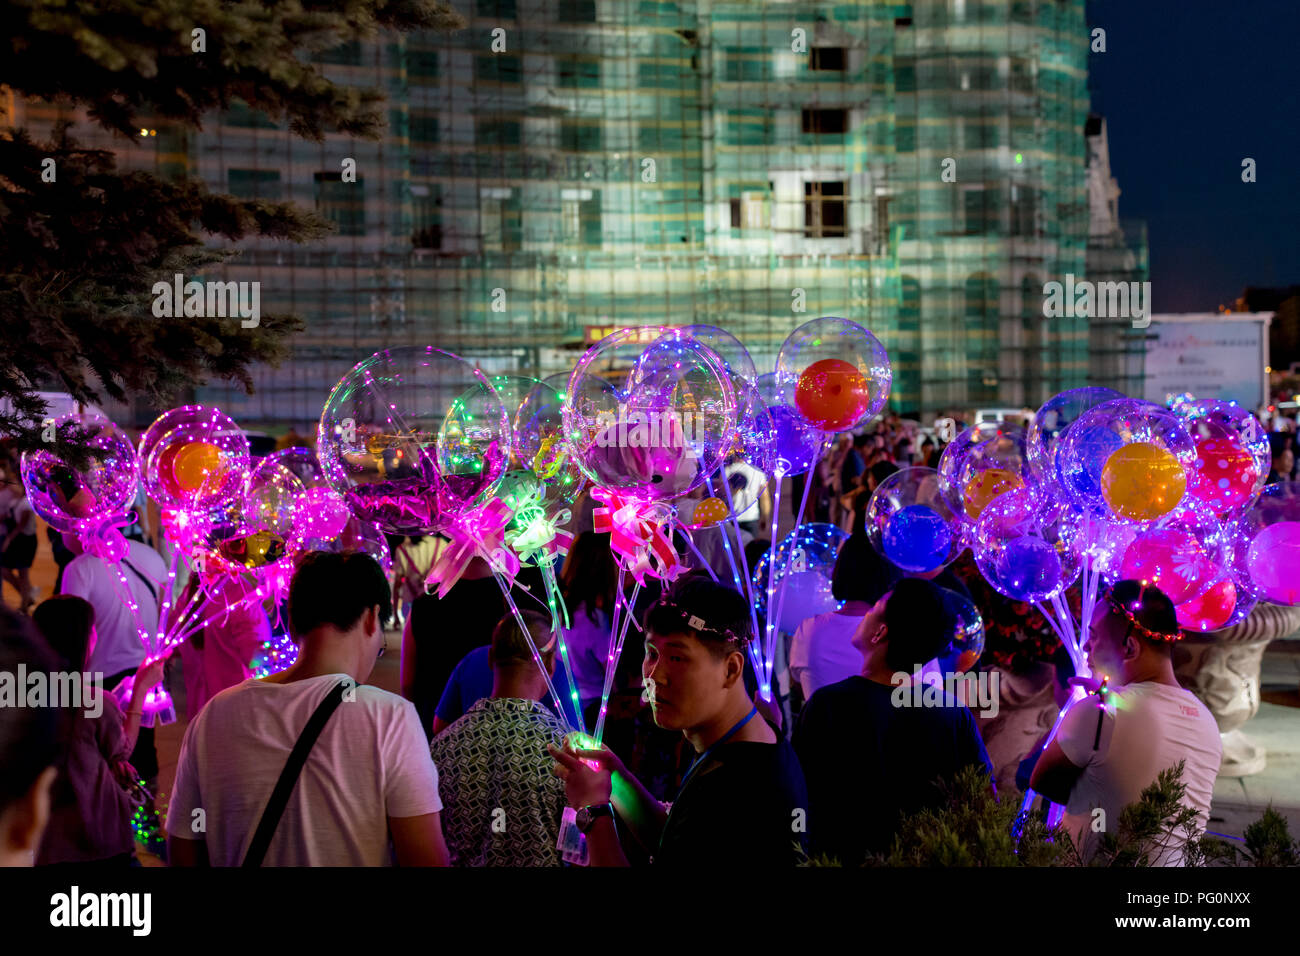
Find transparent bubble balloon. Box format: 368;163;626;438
512;373;585;505
266;446;329;489
1229;480;1300;607
776;317;892;433
676;325;758;383
21;415;140;536
938;422;1030;527
318;346;510;535
1057;398;1195;523
1176;399;1270;519
937;589;985;674
242;456;304;540
294;515;393;575
755;372;822;477
752;522;849;624
866;467;962;573
1027;387;1126;500
689;377;775;530
563;327;736;501
138;405;251;512
973;488;1082;603
1113;497;1228;607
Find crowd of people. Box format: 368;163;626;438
0;408;1279;867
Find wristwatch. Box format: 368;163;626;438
575;803;614;834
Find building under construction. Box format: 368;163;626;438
14;0;1148;427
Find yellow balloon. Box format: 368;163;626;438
691;497;730;528
1101;442;1186;521
171;442;224;493
962;468;1022;519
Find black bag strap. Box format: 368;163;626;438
242;679;352;867
120;557;162;616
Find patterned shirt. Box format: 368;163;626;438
429;697;568;866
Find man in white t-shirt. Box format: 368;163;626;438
62;537;167;681
167;551;448;866
1031;581;1221;866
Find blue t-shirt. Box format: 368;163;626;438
435;646;584;731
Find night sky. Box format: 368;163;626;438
1086;0;1300;312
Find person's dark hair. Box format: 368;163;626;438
0;607;61;812
852;433;872;449
489;609;555;671
869;460;899;488
882;578;956;673
288;550;392;637
1106;579;1180;653
646;574;751;660
561;531;618;624
32;596;96;673
832;536;902;604
1269;432;1292;460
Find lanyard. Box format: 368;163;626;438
677;706;758;797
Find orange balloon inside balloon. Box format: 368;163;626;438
171;442;224;494
1100;442;1186;522
962;468;1022;520
793;358;871;431
691;497;729;528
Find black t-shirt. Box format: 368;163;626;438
408;576;509;735
792;675;992;866
655;734;808;867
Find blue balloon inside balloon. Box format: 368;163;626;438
991;536;1062;602
1062;423;1124;501
769;405;819;476
936;588;985;673
882;504;953;573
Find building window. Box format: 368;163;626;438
477;0;517;18
411;185;442;250
557;0;596;22
477;118;522;146
810;47;846;71
406;49;438;79
558;57;601;88
561;191;602;246
410;113;439;144
1010;57;1034;94
1011;185;1037;237
804;181;846;238
560;120;602;151
801;108;848;135
729;185;771;231
314;172;365;236
481;193;522;253
227;169;280;200
477;54;521;84
964;188;999;235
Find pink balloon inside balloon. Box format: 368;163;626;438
1120;528;1214;605
1247;521;1300;605
1187;435;1257;515
1176;577;1236;631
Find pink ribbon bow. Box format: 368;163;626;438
591;487;683;586
425;497;520;598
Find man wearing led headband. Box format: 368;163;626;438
549;575;808;866
1030;580;1221;865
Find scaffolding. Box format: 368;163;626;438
12;0;1147;428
